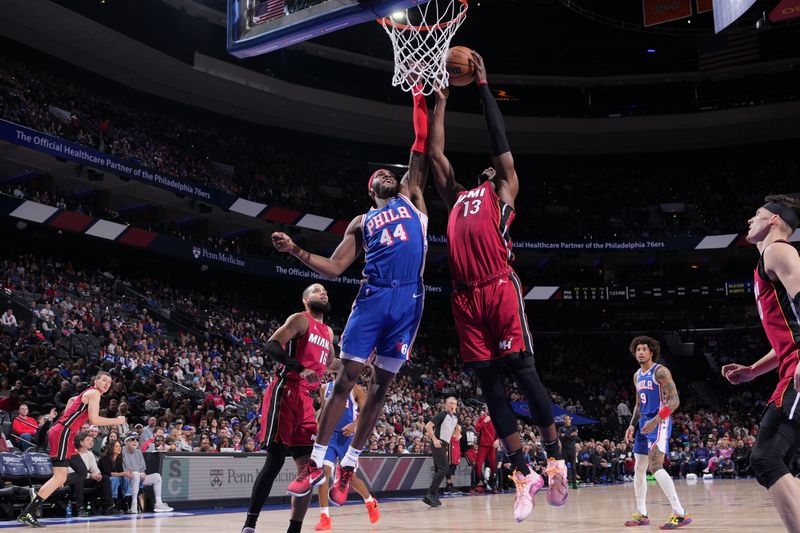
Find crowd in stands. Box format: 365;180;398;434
2;53;798;243
0;242;776;500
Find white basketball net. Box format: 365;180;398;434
379;0;468;96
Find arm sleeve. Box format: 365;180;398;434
265;340;303;372
411;92;429;154
478;82;510;157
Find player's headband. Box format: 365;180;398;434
763;202;799;231
368;169;392;192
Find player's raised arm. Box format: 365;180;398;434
272;215;363;278
473;51;519;209
400;89;431;216
429;88;464;210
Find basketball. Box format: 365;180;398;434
446;46;475;87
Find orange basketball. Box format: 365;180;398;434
445;46;475;87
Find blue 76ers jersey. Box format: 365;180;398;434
636;363;663;418
361;194;428;280
325;381;357;432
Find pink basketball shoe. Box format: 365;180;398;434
510;469;544;523
545;459;569;506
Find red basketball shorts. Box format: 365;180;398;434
48;424;76;466
452;271;533;365
259;377;317;448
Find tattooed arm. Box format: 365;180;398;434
625;374;640;443
655;366;680;414
640;366;679;435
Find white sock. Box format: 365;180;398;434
364;495;374;503
310;444;328;467
633;454;648;516
320;507;329;516
654;469;685;516
340;446;362;469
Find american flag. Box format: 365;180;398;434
253;0;284;24
697;30;760;71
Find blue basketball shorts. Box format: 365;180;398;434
340;278;424;373
634;415;672;455
323;431;353;468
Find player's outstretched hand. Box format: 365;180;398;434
300;368;320;385
272;232;295;253
721;363;753;385
116;416;127;425
471;51;487;84
624;425;635;444
434;87;449;101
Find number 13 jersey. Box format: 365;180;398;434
447;181;515;283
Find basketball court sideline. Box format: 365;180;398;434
0;480;784;532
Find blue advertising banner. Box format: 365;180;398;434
0;119;238;205
512;401;599;425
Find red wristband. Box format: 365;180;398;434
477;79;488;86
658;405;672;419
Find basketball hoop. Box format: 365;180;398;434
378;0;469;95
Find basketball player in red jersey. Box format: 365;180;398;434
241;283;334;533
723;195;800;533
17;371;125;527
428;51;567;523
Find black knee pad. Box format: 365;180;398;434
290;446;313;460
750;446;790;489
264;442;289;470
474;367;519;439
486;398;519;439
506;352;554;428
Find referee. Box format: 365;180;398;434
423;397;459;507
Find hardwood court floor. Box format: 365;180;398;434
0;479;784;532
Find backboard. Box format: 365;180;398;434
227;0;433;58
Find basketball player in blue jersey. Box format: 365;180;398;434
314;361;379;530
624;336;691;530
272;90;430;507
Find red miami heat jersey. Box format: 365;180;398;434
754;241;800;406
280;312;331;391
55;387;95;429
447;181;515;283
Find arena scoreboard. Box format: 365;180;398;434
556;281;753;301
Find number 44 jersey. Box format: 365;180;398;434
361;193;428;281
